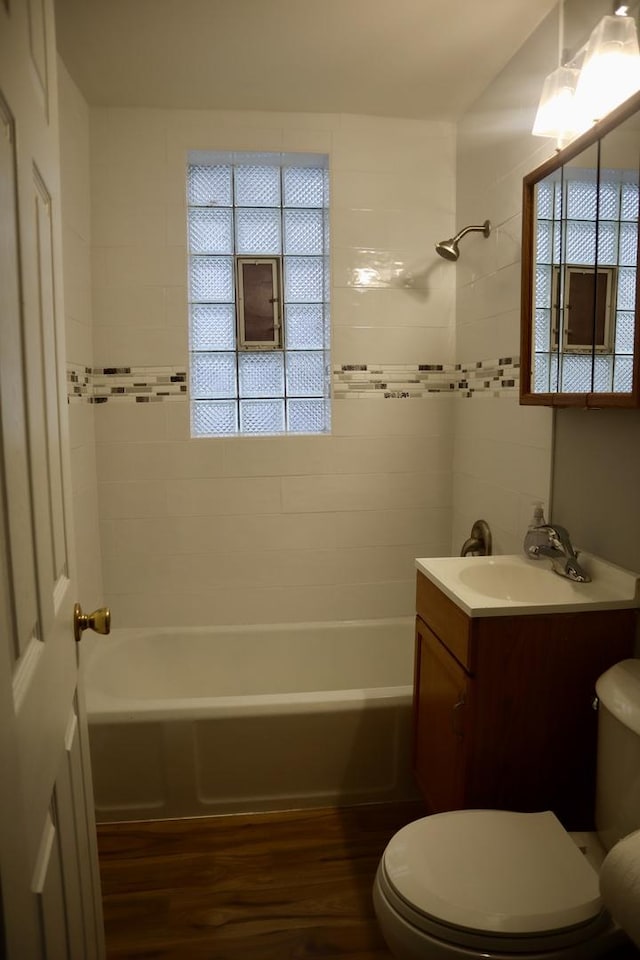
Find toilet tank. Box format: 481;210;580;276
595;658;640;851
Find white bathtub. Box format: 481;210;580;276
84;618;417;822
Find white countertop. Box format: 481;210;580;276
415;553;640;618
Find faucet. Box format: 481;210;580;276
523;523;591;582
460;520;492;557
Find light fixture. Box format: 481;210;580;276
531;62;581;139
532;0;581;141
573;13;640;127
532;2;640;141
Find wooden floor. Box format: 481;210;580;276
97;801;425;960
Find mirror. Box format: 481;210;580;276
521;90;640;406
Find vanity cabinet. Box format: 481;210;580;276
413;571;636;830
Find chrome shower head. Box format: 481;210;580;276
435;238;460;261
435;220;491;261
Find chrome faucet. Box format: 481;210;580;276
523;523;591;582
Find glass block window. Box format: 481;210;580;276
532;169;637;395
188;152;330;436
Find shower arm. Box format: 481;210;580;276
453;220;491;244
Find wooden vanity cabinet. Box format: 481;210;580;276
413;571;637;830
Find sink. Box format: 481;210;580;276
415;554;639;617
457;557;586;603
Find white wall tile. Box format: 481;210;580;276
332;286;452;330
451;397;552;556
164;399;191;440
103;543;434;596
90;105;457;625
332;397;452;438
93;324;188;367
92;201;167;248
90;108;169;168
68;402;95;449
95;442;173;482
164;477;282;517
281;471;450;514
332;324;453;365
98;480;168;519
95;402;168;443
106;580;415;627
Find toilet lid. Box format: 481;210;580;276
383;810;602;936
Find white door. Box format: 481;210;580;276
0;0;104;957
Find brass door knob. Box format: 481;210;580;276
73;603;111;643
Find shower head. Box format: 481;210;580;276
435;220;491;261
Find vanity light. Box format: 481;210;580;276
532;0;581;141
532;3;640;141
531;62;581;139
573;14;640;127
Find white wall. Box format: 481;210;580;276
58;59;103;610
452;6;558;555
552;409;640;572
90;109;457;626
454;0;640;571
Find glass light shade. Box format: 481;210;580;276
532;64;581;138
573;16;640;128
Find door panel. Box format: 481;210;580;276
0;0;104;955
32;812;69;958
0;92;40;662
33;164;69;587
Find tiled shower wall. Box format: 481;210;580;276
87;108;457;626
452;10;558;554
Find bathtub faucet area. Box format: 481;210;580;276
460;519;492;557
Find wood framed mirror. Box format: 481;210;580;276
520;90;640;407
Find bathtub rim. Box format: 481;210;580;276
87;685;412;724
83;615;415;724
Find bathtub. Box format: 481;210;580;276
83;618;417;823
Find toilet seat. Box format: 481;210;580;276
379;809;610;953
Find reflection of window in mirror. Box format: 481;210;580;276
521;90;640;405
551;265;616;352
237;257;282;350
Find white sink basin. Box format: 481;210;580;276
457;558;588;603
415;554;639;617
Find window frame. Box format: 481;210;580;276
236;256;283;351
187;151;331;438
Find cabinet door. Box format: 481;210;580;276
413;618;469;813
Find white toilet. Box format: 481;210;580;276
373;658;640;959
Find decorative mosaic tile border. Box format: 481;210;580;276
454;358;519;399
66;358;519;404
67;364;187;404
67;365;92;401
333;358;519;399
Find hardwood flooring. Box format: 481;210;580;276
97;801;425;960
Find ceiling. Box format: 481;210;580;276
54;0;558;120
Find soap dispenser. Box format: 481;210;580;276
523;502;549;559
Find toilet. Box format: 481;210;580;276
373;658;640;959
